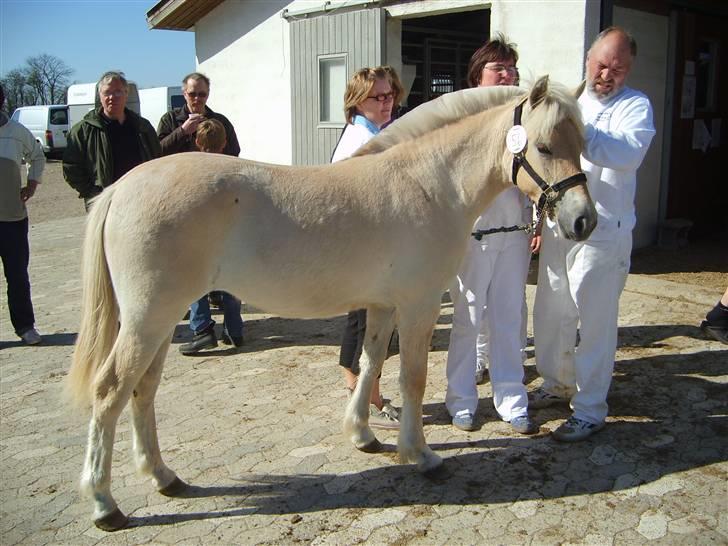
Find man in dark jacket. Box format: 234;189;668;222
63;71;161;210
157;72;240;157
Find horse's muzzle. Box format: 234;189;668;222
556;189;597;241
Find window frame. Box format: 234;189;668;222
317;53;348;128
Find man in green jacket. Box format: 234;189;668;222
63;71;161;210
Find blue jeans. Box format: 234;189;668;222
0;218;36;336
189;292;243;338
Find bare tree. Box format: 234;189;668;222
0;68;34;114
25;54;74;104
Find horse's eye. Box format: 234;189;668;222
536;144;552;155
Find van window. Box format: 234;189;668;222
11;110;20;122
171;95;185;109
50;108;68;125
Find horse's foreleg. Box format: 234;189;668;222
397;302;443;472
343;306;395;452
130;336;185;496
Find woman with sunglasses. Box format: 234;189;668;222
331;66;405;429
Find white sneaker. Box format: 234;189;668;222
552;416;605;442
21;328;42;345
369;402;400;430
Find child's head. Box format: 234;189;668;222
195;118;227;153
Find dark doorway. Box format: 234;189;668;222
666;9;728;240
401;10;490;110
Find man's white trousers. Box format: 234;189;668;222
446;234;530;421
533;223;632;424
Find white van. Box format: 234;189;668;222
11;105;69;156
139;86;184;131
66;81;141;129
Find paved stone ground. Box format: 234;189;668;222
1;215;726;545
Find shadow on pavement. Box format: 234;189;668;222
122;348;726;529
0;332;77;349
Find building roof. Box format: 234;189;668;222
146;0;225;30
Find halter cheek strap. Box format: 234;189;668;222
510;100;587;213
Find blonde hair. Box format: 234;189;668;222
343;65;405;124
195;119;226;153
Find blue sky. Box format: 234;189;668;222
0;0;195;88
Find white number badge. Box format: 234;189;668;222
506;125;528;154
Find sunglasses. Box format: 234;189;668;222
366;92;395;102
185;91;208;98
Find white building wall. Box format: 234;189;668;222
194;1;304;165
191;0;599;165
491;0;599;88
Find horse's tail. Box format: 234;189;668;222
66;189;120;409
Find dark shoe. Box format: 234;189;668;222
221;332;244;347
208;291;224;310
179;326;217;355
701;320;728;344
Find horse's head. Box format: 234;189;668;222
509;76;596;241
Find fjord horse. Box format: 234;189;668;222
67;76;596;530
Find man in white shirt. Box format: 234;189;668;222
531;27;656;441
0;84;45;344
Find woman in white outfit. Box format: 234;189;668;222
445;34;541;434
332;66;405;429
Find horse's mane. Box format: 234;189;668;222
354;86;526;157
354;78;584;157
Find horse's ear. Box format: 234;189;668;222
529;75;549;108
574;80;586;98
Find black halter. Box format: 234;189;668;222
471;99;588;241
510;99;587;214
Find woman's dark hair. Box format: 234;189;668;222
466;32;519;88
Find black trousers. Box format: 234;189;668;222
339;309;367;375
339;309;398;376
0;218;36;335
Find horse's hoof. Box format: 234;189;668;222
357;438;383;453
158;476;188;497
94;508;129;532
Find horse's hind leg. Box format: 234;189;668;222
130;334;186;496
343;306;395;452
397;301;443;472
80;328;165;531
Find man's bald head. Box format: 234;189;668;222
586;27;636;101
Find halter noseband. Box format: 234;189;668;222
510;99;586;214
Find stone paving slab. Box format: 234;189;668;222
1;215;726;545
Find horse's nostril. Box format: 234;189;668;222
574;216;587;237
